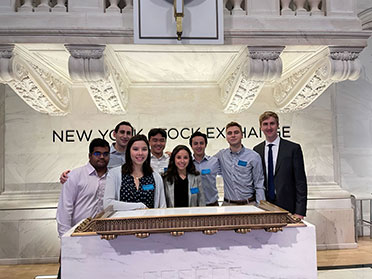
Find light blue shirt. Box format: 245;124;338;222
216;146;265;203
193;155;220;204
107;143;125;169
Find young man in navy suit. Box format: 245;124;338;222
253;111;307;218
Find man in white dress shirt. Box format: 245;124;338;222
253;111;307;218
56;138;110;278
56;138;110;236
148;128;169;174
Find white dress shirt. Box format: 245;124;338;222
150;153;170;174
264;136;280;177
56;162;107;237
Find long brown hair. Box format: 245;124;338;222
164;145;199;184
122;135;153;176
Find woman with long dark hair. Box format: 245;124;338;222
163;145;205;207
104;135;166;210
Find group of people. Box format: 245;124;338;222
56;111;308;238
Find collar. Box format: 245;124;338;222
151;153;169;160
192;154;210;162
86;162;108;177
110;143;125;154
230;145;244;154
265;136;280;147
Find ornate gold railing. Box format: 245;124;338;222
73;201;304;240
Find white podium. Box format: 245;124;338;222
61;206;317;279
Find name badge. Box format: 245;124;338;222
201;168;211;175
163;167;168;172
190;187;199;194
238;160;247;167
142;184;154;191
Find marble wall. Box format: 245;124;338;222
0;76;340;263
3;85;335;194
0;208;59;264
0;84;4;194
335;36;372;236
3;38;372;260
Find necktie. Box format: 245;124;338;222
267;144;275;201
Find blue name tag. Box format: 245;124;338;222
142;184;154;191
190;187;199;194
238;160;247;167
201;168;211;175
163;167;168;172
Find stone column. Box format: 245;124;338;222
0;84;4;194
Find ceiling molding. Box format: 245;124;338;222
66;44;128;114
0;44;70;115
274;47;363;113
221;46;284;114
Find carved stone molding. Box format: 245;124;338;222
66;44;128;114
0;44;15;82
277;64;333;113
221;46;284;114
0;44;70;115
358;8;372;30
273;64;314;105
65;44;107;82
246;46;283;82
326;47;363;81
274;46;364;113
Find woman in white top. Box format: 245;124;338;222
104;134;166;211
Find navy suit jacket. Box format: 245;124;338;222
253;138;307;216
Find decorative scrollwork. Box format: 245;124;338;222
170;231;184;237
222;46;284;114
135;232;150;239
202;229;218;235
234;228;251;234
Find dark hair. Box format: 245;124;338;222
122;135;153;176
226;121;242;133
164;145;199;184
114;121;134;134
148;128;167;140
89;138;110;154
189;131;208;147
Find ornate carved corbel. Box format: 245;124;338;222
274;46;363;113
65;44;128;114
221;46;284;114
0;44;15;82
0;44;70;115
326;47;363;81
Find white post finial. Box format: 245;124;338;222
106;0;121;13
35;0;51;12
18;0;33;13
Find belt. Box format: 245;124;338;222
224;197;255;205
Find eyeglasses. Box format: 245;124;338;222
92;152;110;157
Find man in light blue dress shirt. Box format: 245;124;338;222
189;131;220;206
216;122;265;205
107;121;134;169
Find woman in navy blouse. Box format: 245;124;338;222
104;134;166;210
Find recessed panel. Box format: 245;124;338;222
134;0;224;44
